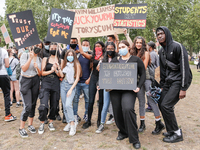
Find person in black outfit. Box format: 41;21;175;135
156;26;192;143
110;40;146;149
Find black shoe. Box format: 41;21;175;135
152;120;165;135
145;108;153;112
138;120;146;132
133;142;141;149
20;99;22;102
12;99;16;103
62;114;66;123
82;121;91;129
116;135;128;140
77;114;81;122
97;120;100;128
163;132;174;137
56;114;61;121
163;129;183;143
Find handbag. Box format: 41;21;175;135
6;58;14;76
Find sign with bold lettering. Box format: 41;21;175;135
0;24;12;44
114;4;147;29
70;5;124;38
99;63;137;90
7;10;40;49
46;8;75;44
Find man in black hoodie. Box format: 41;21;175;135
156;26;192;143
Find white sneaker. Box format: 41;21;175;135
38;123;44;134
63;123;71;132
69;125;76;136
106;118;115;125
48;122;55;131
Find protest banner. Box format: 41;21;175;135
0;24;12;44
70;5;124;38
114;4;147;29
99;63;137;90
46;8;75;44
6;10;40;49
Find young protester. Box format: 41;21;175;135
109;40;145;149
82;41;105;129
19;46;42;138
8;49;21;107
60;49;82;136
95;42;118;133
156;26;192;143
0;46;17;122
38;42;62;134
73;37;92;123
132;37;165;134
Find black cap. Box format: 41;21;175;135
147;41;156;49
43;36;51;44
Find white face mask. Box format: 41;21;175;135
82;46;89;52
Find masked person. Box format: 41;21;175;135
19;46;42;138
43;37;51;57
38;42;62;134
156;26;192;143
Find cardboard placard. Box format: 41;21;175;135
46;8;75;44
69;5;124;38
114;4;147;29
7;10;40;49
0;24;12;44
99;63;137;90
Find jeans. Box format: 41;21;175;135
73;82;89;116
101;90;110;124
60;79;76;123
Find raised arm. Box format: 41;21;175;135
124;29;133;47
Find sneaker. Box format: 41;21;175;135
28;125;36;133
145;108;153;112
82;121;91;129
56;114;61;121
48;122;55;131
69;125;76;136
106;115;115;125
19;128;28;138
10;102;12;107
38;123;44;134
83;114;88;122
63;123;71;132
96;124;104;134
44;119;49;124
16;103;21;108
77;114;81;122
79;93;84;99
4;114;17;122
12;99;16;103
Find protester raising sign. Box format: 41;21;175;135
114;4;147;29
99;63;137;90
7;10;40;49
0;24;12;44
70;5;124;38
46;8;75;44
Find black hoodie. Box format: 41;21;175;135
157;26;192;91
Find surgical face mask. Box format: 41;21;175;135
50;50;56;55
24;49;29;53
119;48;128;56
45;45;49;50
82;46;89;52
70;44;77;49
67;56;74;62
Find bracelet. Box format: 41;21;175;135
125;33;129;36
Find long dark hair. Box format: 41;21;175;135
131;36;151;65
102;42;117;62
49;42;60;60
62;49;82;78
91;41;105;61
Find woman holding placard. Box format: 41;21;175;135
109;40;145;149
38;42;62;135
132;36;165;134
19;46;42;138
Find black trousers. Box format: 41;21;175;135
38;76;60;121
110;90;139;144
0;75;11;116
158;81;181;132
20;75;40;121
87;74;103;123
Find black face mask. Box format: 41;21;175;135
33;47;41;54
70;44;77;49
107;51;115;57
50;50;56;55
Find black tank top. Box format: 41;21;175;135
45;60;57;75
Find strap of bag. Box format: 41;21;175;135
9;58;14;65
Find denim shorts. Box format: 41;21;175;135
10;74;17;81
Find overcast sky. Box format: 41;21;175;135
0;0;6;17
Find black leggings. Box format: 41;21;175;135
110;90;139;144
87;74;103;123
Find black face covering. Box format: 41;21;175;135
70;44;77;49
107;51;115;57
50;50;56;55
33;47;41;54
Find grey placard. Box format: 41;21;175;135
99;63;137;90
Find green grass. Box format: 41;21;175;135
191;68;200;85
189;61;194;65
